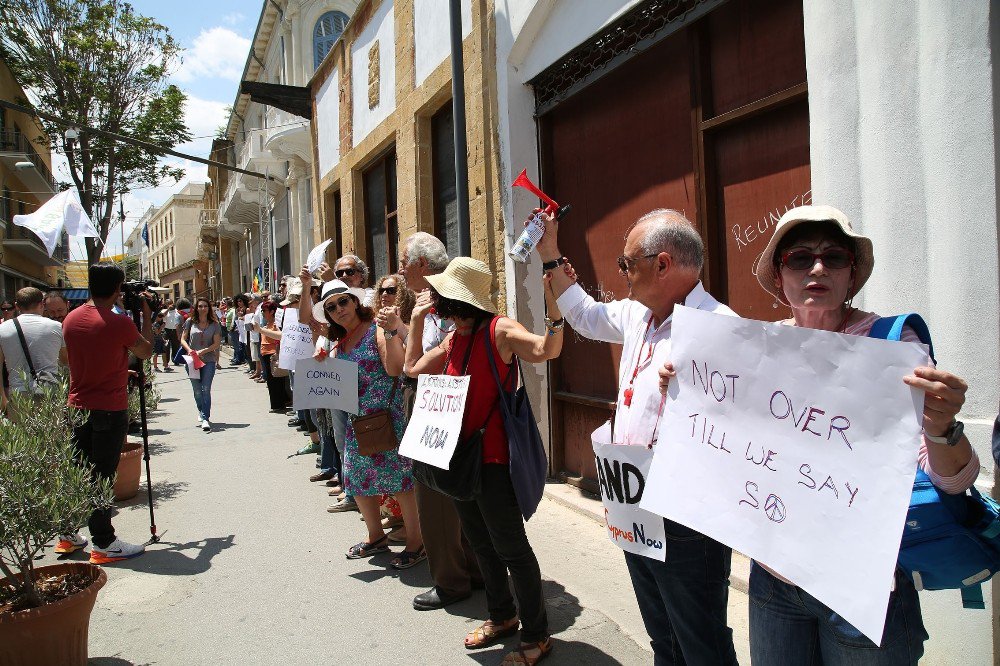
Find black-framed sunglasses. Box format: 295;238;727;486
780;248;855;271
335;268;358;278
617;253;659;273
324;296;353;312
378;286;398;296
0;306;13;311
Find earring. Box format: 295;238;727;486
772;297;779;309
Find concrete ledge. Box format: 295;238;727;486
543;481;751;594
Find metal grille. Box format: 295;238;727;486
530;0;718;115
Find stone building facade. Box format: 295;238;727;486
147;182;206;300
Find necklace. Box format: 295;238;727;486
623;317;655;407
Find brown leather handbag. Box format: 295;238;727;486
354;379;399;456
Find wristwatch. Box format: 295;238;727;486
383;328;398;339
924;420;964;447
544;316;565;330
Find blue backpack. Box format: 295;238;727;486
870;314;1000;609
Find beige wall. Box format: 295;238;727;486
309;0;505;301
149;184;206;284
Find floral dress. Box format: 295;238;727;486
337;323;412;497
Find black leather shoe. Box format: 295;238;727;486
288;418;302;427
413;586;471;611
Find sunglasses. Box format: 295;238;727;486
617;253;658;273
0;306;12;311
335;268;358;278
324;296;353;312
780;248;855;271
378;286;397;296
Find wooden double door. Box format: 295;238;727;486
541;0;812;488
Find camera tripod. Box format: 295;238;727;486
129;306;161;546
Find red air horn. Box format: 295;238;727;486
510;169;571;262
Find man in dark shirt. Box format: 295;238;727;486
59;263;153;563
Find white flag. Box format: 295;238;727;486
13;189;100;257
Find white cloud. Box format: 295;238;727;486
173;27;251;83
222;12;245;26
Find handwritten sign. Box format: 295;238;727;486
278;308;314;370
398;374;471;469
275;307;285;329
244;313;256;339
237;317;247;344
640;306;927;645
306;239;334;273
292;357;359;413
593;422;666;561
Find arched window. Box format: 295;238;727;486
313;11;349;70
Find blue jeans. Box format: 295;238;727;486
313;409;341;477
229;330;244;363
749;564;926;665
624;519;738;665
189;361;217;420
331;409;351;501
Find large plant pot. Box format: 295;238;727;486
113;439;143;501
0;562;106;666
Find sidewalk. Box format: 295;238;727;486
42;352;751;664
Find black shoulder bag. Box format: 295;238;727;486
412;319;494;501
486;332;548;521
12;318;48;392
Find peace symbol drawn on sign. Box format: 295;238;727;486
764;494;786;523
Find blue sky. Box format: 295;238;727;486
66;0;257;259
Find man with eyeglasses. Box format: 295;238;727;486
333;254;375;307
0;299;15;321
532;208;739;665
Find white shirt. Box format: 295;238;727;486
557;281;736;446
163;310;181;329
0;314;65;393
422;312;453;354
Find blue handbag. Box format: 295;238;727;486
486;329;548;521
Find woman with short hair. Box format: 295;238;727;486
309;277;424;568
256;301;286;412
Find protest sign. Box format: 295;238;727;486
275;307;285;328
244;313;255;338
292;357;359;413
640;306;927;645
398;374;471;469
306;239;334;273
237;317;247;344
181;355;199;379
592;422;666;561
277;308;314;370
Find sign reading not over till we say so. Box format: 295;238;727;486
292;357;359;414
640;306;928;646
398;374;471;469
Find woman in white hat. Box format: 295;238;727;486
743;205;979;663
406;257;565;666
309;278;425;568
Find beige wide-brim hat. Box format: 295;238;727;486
425;257;498;314
754;205;874;305
312;280;367;322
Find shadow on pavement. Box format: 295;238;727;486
157;397;178;403
112;535;236;576
88;658;138;666
116;479;190;507
204;422;250;432
347;555;434;589
542;580;582;635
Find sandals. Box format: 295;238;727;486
390;544;425;569
501;638;553;666
464;617;520;650
345;535;389;559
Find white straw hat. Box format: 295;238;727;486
424;257;497;314
312;280;367;322
754;205;874;305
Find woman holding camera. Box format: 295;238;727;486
180;297;222;432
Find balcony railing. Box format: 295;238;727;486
0;129;57;190
199;209;219;227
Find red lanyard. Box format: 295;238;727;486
623;317;654;407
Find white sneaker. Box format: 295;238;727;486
201;419;211;432
89;537;145;564
55;533;88;554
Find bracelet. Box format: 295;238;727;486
541;256;567;272
544;316;565;333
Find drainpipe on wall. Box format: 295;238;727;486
448;0;471;257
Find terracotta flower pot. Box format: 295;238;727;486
113;439;143;501
0;562;107;666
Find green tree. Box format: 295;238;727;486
0;0;191;265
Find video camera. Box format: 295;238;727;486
122;279;167;314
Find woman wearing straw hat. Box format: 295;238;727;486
309;278;425;568
406;257;565;666
677;205;979;663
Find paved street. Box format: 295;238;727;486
43;353;751;665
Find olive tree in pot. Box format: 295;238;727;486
0;373;115;666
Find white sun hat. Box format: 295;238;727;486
311;280;367;322
424;257;498;314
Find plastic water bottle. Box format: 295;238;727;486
509;211;547;263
